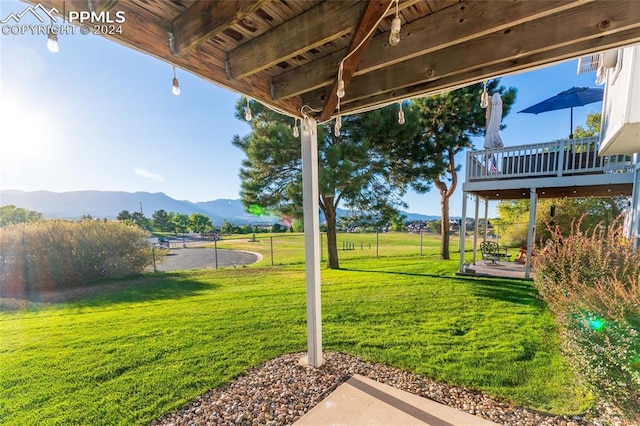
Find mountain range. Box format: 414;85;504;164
0;190;439;224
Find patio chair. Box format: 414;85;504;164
480;241;511;265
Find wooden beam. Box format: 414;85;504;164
226;0;365;81
302;0;640;112
24;0;302;117
318;0;389;122
273;0;591;100
95;0;119;13
169;0;268;57
333;26;640;116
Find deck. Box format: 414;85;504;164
456;260;533;280
463;136;634;200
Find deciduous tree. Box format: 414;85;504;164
573;112;601;138
0;205;43;227
220;220;234;235
172;213;189;235
189;213;212;234
497;197;624;247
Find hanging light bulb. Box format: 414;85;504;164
292;119;300;138
389;0;401;46
302;116;310;136
336;78;345;98
47;28;59;53
480;81;489;108
397;101;405;124
171;66;180;96
245;98;252;121
334;115;342;137
336;62;346;98
480;91;489;108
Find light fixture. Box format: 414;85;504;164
47;26;59;53
389;0;401;46
337;78;345;99
245;98;252;121
171;66;180;96
292;119;300;138
336;62;346;99
302;116;310;136
480;81;489;108
397;101;405;124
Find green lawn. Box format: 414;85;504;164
0;238;587;425
213;231;453;266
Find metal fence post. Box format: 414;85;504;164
214;239;218;269
270;236;274;266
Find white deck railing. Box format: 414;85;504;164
467;136;634;181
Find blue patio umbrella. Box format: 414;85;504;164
518;86;604;138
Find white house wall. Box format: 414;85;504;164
599;44;640;156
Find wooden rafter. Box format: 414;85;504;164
318;0;390;122
302;0;640;111
23;0;302;116
272;0;590;101
226;0;366;81
169;0;268;57
19;0;640;120
327;26;640;116
95;0;119;13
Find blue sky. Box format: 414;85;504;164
0;0;603;217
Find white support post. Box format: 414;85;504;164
301;117;323;367
525;188;537;279
484;199;489;241
632;157;640;248
459;192;468;272
473;196;479;265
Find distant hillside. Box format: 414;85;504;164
194;199;280;224
0;190;221;222
0;190;441;224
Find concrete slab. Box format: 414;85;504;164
295;374;499;426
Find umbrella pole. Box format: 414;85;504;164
569;107;573;139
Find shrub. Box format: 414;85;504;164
532;218;640;421
501;221;529;248
0;220;153;297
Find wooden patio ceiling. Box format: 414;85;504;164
30;0;640;121
471;183;633;201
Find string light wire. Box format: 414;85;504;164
335;0;399;115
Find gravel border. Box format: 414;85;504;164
152;352;606;426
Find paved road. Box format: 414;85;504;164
155;247;260;271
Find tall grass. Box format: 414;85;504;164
532;219;640;421
0;220;153;297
